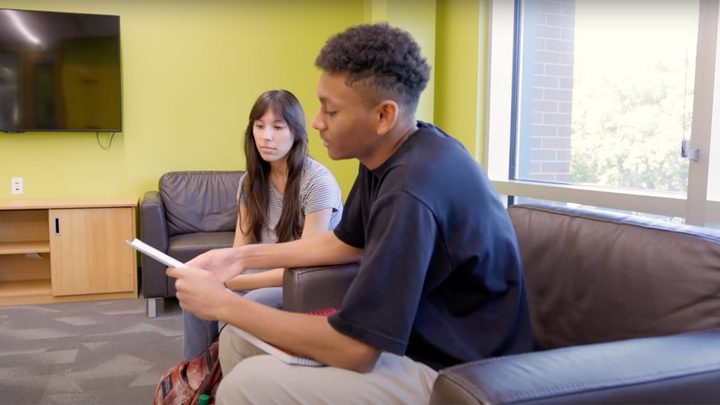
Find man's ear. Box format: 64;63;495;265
375;100;399;135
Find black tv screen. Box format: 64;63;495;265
0;9;121;133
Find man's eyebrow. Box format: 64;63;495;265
319;97;339;108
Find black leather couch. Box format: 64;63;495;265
282;203;720;403
140;170;243;316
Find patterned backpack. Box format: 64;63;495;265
153;340;222;405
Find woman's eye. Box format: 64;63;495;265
326;111;336;117
274;126;285;130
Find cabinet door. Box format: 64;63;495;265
50;207;135;296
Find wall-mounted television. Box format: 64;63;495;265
0;9;121;133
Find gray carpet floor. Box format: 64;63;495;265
0;297;183;405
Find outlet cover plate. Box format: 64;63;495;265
11;177;23;195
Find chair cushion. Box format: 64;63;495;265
168;232;236;263
159;171;243;236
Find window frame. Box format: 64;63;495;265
485;0;720;226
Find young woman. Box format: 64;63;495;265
183;89;343;360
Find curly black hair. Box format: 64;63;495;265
315;23;430;111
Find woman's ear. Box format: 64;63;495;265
375;100;399;135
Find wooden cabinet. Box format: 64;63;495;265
0;199;137;306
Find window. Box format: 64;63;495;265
487;0;720;227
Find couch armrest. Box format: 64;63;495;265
140;190;170;298
282;263;359;313
431;328;720;404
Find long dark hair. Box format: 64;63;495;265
241;90;308;243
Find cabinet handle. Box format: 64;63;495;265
53;216;60;235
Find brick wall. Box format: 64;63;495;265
518;0;575;182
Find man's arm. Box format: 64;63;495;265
239;227;361;269
224;208;339;290
167;265;380;372
189;231;362;282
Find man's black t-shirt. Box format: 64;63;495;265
328;122;533;370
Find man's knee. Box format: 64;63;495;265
216;356;287;405
218;326;259;375
218;327;236;375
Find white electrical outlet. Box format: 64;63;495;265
11;177;23;195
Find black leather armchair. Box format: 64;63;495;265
282;263;360;313
140;170;243;316
283;203;720;403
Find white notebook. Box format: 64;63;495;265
227;325;324;367
126;238;187;269
128;238;323;367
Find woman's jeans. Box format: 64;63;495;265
183;286;282;360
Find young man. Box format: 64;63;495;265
168;23;532;404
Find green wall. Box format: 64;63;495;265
369;0;437;123
0;0;486;200
435;0;487;163
0;0;365;199
375;0;486;162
